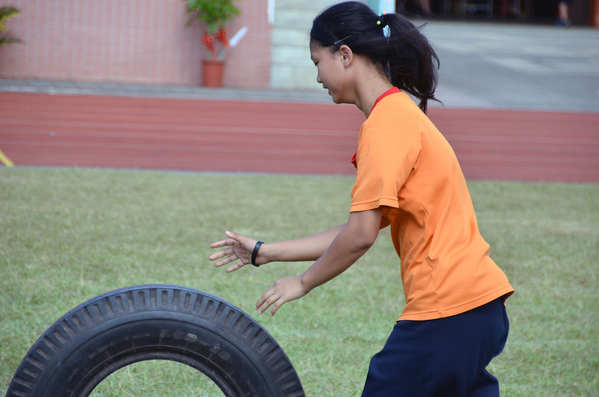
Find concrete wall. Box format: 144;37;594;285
0;0;272;89
270;0;344;90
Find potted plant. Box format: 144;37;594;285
0;6;22;47
185;0;241;87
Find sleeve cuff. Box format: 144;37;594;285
350;196;398;212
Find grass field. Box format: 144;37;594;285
1;167;597;396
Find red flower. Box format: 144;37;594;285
201;33;216;57
216;29;229;47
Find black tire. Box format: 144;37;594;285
5;284;305;397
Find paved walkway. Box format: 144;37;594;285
1;21;597;111
424;21;599;113
0;21;598;182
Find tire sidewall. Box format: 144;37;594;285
6;285;304;397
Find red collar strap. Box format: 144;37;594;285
371;87;401;113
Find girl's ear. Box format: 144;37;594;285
338;45;353;67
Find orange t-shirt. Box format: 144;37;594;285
350;89;514;322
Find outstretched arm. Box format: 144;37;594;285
209;224;346;272
256;208;382;315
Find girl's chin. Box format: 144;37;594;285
328;91;338;102
327;90;348;105
330;94;344;104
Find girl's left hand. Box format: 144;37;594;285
256;275;310;316
209;231;261;273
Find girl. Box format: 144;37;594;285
209;2;514;396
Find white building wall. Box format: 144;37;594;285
270;0;350;90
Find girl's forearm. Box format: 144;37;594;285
300;209;381;291
254;209;382;316
262;224;346;263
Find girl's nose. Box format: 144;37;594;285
316;73;322;84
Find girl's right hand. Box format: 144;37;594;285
208;231;265;273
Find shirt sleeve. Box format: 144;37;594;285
350;122;422;213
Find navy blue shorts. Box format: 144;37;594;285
362;298;510;397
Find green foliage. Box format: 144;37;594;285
0;6;22;46
185;0;241;34
0;168;597;396
0;6;19;33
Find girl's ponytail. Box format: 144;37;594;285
310;1;440;113
384;13;440;113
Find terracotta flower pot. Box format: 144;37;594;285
202;59;225;88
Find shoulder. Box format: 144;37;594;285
365;92;428;131
360;92;428;145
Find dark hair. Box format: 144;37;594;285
310;1;440;113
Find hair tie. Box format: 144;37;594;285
376;12;387;28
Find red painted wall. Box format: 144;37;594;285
0;0;272;88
